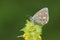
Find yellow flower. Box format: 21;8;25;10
23;34;41;40
23;34;29;40
38;36;41;40
20;20;42;40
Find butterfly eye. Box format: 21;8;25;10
30;7;49;25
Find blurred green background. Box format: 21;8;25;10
0;0;60;40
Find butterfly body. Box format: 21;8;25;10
30;7;49;25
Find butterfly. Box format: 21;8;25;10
30;7;49;25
